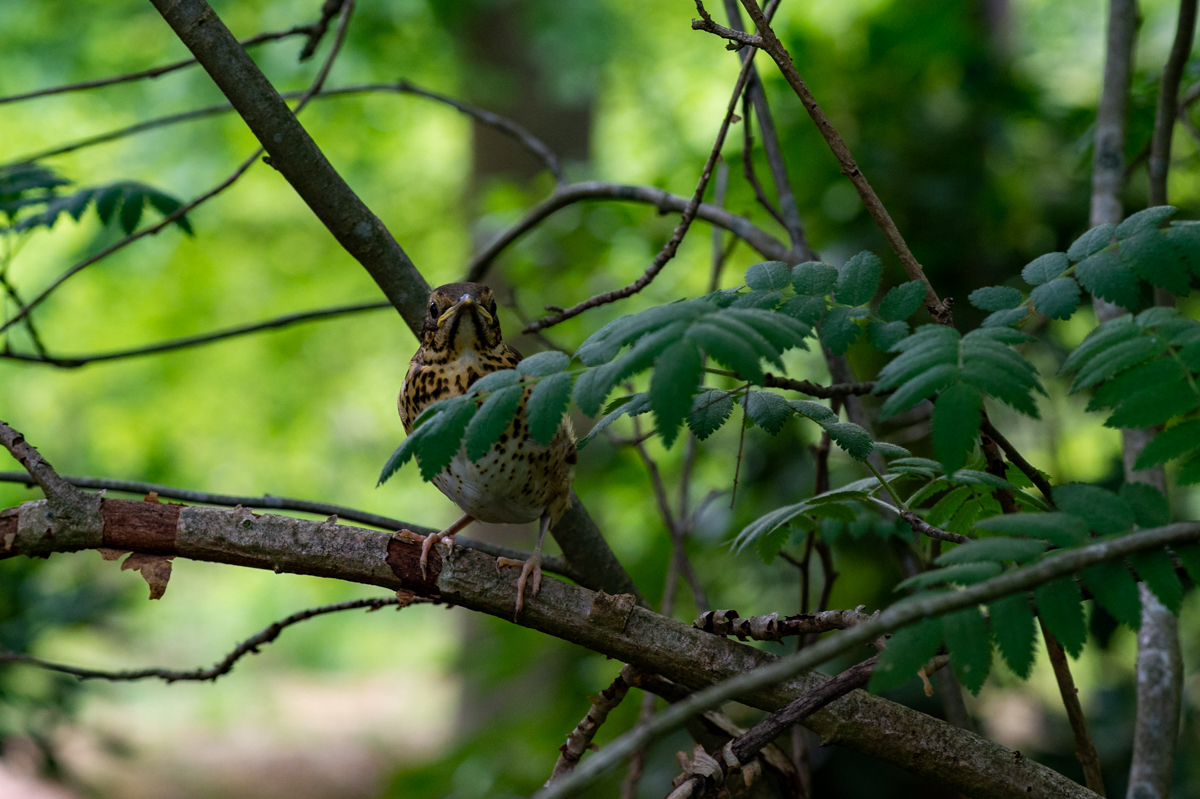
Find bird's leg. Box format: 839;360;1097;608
496;512;550;620
398;513;473;579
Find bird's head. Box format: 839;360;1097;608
422;282;503;356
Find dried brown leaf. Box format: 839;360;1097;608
98;547;130;562
121;552;175;599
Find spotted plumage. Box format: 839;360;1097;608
397;282;576;616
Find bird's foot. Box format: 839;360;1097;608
419;531;456;580
497;553;542;620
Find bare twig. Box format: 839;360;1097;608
523;2;779;334
763;372;876;399
1;300;391;367
1039;621;1106;795
466;182;789;283
299;0;348;60
693;607;875;642
702;0;949;323
0;272;48;358
0;469;581;582
709;160;733;290
547;664;638;784
979;413;1018;515
978;417;1054;504
0;595;424;683
899;510;970;545
740;91;788;228
1148;0;1197;207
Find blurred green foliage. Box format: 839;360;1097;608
1;0;1200;797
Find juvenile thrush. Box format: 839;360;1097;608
397;282;576;617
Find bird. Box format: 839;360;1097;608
397;282;576;618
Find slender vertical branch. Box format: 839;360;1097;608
1091;0;1138;228
1148;0;1197;207
1040;622;1106;796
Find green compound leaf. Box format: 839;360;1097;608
944;606;992;695
1119;228;1192;294
650;337;704;448
1035;578;1087;658
1181;452;1200;485
689;320;767;383
1134;419;1200;469
469;369;520;395
879;362;959;419
1075;248;1140;309
1022;252;1070;285
743;389;792;435
573;322;689;415
1054;483;1134;535
781;295;827;325
687;389;735;440
745;260;792;291
876;325;960;389
989;593;1037;678
517;351;570;377
1067;223;1117;262
974;512;1089;547
1119;482;1171;528
826;422;875;461
1029;278;1081;320
94;184;123;224
1060;316;1140;374
1088;358;1183;411
867;320;911;351
1129;549;1183;614
873;441;913;459
878;280;928;322
1081;560;1142;629
464;384;524;460
414;397;477;481
731;290;785;309
526;371;575;445
118;186;145;234
1069;336;1165;393
1104;379;1200;429
1116;205;1176;239
724;308;812;353
931;382;982;475
792;261;840;296
981;308;1030;328
820;306;867;355
835;251;883;306
576;392;649;450
934;537;1047;565
870;617;944;694
789;400;838;424
969;286;1023;312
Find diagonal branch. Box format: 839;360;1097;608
1148;0;1197;207
0;595;427;683
547;664;638;784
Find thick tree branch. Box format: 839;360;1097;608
5;476;1176;797
693;607;876;642
0;595;427;683
464;182;789;283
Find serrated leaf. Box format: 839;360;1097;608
1076;248;1140;309
1061;318;1139;377
1067;223;1116;262
1174;544;1200;583
1120;229;1192;294
1181;452;1200;485
935;537;1046;565
118;187;144;234
723;308;811;353
378;434;421;486
687;389;735;440
576;303;705;366
835;251;883;306
960;361;1040;418
1134;420;1200;469
875;325;960;390
969;286;1023;312
944;606;992;694
1088;358;1183;411
517;351;570;377
1022;252;1070;285
1069;335;1165;393
1035;578;1086;658
927;485;971;527
826;422;874;461
780;295;826;326
947;470;1018;491
975;512;1089;547
931;382;982;474
870;617;944;694
144;187;192;234
1105;379;1200;429
651;338;704;448
465;384;524;460
879;362;959;419
1128;549;1183;613
526;371;574;445
867;320;910;351
789;400;837;424
754;524;793;564
733;499;818;552
981;308;1029;328
1029;278;1081;320
1054;483;1134;535
731;289;785;309
989;593;1037;678
878;280;928;322
1136;306;1179;328
469;369;521;395
820;306;866;355
874;441;912;458
94;184;123;224
743;390;792;434
573;322;688;414
1116;205;1176;239
792;261;839;295
414;397;477;480
689;320;767;383
897;562;1002;591
745;261;792;291
1165;223;1200;277
1081;560;1142;629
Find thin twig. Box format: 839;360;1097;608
465;181;788;283
899;510;970;545
978;417;1054;504
1148;0;1197;207
0;596;426;683
547;664;638;784
979;413;1018;515
0;272;48;358
740;91;787;228
0;470;582;582
1;300;390;367
524;2;778;335
1040;621;1107;795
763;372;877;399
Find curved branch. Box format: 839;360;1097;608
0;301;392;368
465;182;789;283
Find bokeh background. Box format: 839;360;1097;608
2;0;1199;797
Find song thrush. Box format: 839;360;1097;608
397;282;576;617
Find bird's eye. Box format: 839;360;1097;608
429;300;438;316
488;298;497;316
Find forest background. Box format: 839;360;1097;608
1;0;1199;797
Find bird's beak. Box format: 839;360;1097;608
438;294;493;327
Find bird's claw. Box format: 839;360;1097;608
418;532;455;580
497;553;542;620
